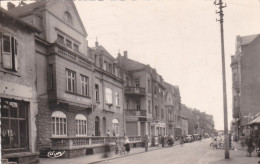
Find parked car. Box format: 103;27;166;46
184;135;193;143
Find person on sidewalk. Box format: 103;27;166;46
180;136;184;147
246;135;254;157
124;136;130;154
144;135;149;152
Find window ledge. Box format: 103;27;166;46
65;91;91;99
0;68;21;77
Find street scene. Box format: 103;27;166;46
0;0;260;164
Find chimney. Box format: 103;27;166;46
123;51;128;58
7;2;16;10
95;37;99;47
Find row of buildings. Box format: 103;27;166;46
0;0;214;163
231;34;260;138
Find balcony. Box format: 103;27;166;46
125;109;147;117
124;87;146;96
49;42;92;69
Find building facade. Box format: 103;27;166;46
0;7;40;163
88;42;124;137
231;34;260;136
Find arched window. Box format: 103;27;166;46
112;119;119;136
75;114;87;136
64;11;72;23
52;111;67;136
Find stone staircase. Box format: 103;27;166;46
1;159;17;164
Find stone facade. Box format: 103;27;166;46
231;34;260;136
0;7;40;163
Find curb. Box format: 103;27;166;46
88;143;180;164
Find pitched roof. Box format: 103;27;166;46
8;0;47;16
118;56;146;71
247;115;260;126
0;7;41;33
93;45;115;61
239;34;260;46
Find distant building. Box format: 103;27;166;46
231;34;260;136
181;117;188;136
0;7;40;163
117;52;167;139
88;42;125;137
165;82;182;138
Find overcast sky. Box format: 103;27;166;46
2;0;260;130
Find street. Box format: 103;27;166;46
96;138;259;164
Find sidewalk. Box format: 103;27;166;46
197;141;260;164
39;141;180;164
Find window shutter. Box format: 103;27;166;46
2;35;12;69
14;38;18;71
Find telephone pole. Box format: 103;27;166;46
214;0;230;159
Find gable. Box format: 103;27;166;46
46;0;87;36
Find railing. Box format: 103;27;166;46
49;43;92;68
124;87;146;95
125;109;147;117
51;136;142;149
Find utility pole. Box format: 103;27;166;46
214;0;230;159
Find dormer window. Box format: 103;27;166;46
64;11;72;23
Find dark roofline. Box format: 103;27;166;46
0;7;41;33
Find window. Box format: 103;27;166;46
1;98;29;150
136;100;140;110
1;35;18;71
66;69;76;92
148;79;151;93
48;64;54;89
73;43;79;52
114;67;118;77
95;84;99;102
126;99;129;109
148;100;151;113
103;61;107;70
81;75;89;96
105;88;112;104
135;78;140;87
112;119;119;136
52;111;67;136
115;92;119;106
64;11;72;23
161;109;164;119
126;77;130;86
154;86;157;95
75;114;87;136
57;34;64;44
66;39;72;49
109;64;112;73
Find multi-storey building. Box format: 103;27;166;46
231;34;260;136
181;116;188;136
7;0;126;159
0;7;40;163
117;52;166;139
181;104;195;135
165;82;182;138
88;42;124;137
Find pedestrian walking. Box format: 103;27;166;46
246;135;254;157
124;136;130;154
180;136;184;146
161;135;165;147
144;134;149;152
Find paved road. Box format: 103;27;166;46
97;138;213;164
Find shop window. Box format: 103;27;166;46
1;98;29;151
51;111;67;136
75;114;87;136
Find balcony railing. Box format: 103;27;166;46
51;136;141;149
125;109;147;117
124;87;146;96
49;43;92;69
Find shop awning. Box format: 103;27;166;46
247;116;260;126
